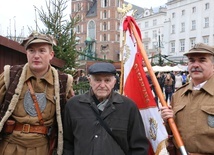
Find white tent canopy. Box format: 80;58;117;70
144;65;185;72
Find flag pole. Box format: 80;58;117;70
129;22;188;155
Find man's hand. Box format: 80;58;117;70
160;106;174;121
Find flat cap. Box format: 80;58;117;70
184;43;214;56
21;31;57;49
88;62;116;75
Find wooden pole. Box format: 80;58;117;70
129;22;188;155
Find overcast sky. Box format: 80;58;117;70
0;0;167;37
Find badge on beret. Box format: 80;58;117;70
208;115;214;128
24;91;46;116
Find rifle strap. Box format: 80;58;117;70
27;80;44;125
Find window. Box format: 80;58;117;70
203;36;209;44
77;3;81;11
117;22;120;30
103;34;107;41
77;25;80;33
181;10;185;16
103;10;107;18
152;42;157;49
170;41;175;53
103;0;108;7
144;32;148;38
153;19;157;26
144;42;148;50
191;20;196;30
145;21;149;28
192;7;196;13
172;12;175;18
181;22;185;32
152;30;157;39
103;22;107;31
205;3;209;10
180;39;185;52
116;0;120;7
171;25;175;34
190;38;196;48
88;20;96;39
204;17;209;28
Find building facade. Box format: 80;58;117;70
136;6;167;65
165;0;214;62
136;0;214;64
71;0;123;67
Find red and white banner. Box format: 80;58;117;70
122;15;168;154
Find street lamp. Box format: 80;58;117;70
84;37;95;60
157;31;164;66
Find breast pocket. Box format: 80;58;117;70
201;106;214;129
108;118;128;142
174;104;186;116
173;104;186;127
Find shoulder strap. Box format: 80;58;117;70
90;105;127;155
26;80;44;125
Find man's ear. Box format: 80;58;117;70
50;51;54;60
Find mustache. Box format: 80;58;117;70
190;68;203;72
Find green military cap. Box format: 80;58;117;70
184;43;214;56
21;31;57;49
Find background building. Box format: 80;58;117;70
71;0;144;70
136;0;214;64
165;0;214;63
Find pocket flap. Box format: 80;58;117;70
201;106;214;115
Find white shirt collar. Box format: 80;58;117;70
193;81;207;90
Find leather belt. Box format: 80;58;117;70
4;121;48;135
14;122;48;134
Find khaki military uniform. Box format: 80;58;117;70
172;75;214;154
0;64;73;155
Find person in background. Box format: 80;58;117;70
181;72;187;85
63;62;149;155
170;71;176;93
113;73;120;92
78;72;89;94
154;71;164;108
164;73;174;104
0;32;74;155
174;71;183;90
161;43;214;154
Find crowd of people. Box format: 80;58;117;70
148;70;190;107
0;31;213;155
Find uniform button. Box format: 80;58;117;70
95;135;98;138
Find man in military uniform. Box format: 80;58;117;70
161;43;214;155
0;32;74;155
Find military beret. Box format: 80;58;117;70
88;62;116;75
184;43;214;56
21;31;57;49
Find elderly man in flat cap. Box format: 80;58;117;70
63;62;149;155
0;32;74;155
161;43;214;155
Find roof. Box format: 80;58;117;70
86;1;97;17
